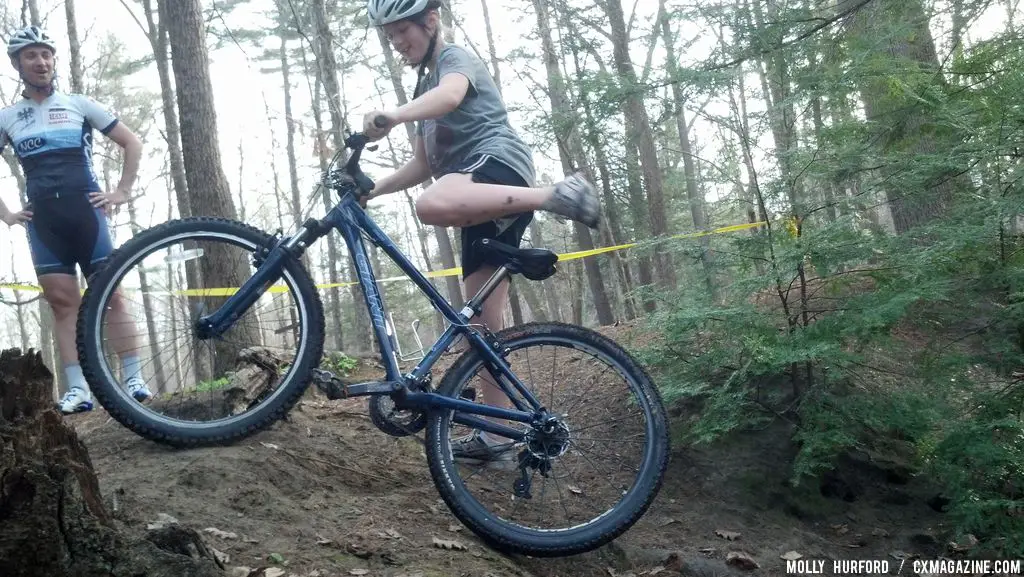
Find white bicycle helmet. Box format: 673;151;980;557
367;0;438;26
7;26;56;57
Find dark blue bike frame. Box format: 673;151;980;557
199;190;547;441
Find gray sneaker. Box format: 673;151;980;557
451;431;518;468
542;173;600;229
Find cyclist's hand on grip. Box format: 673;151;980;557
363;111;396;141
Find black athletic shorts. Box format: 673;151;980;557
448;154;534;279
25;193;114;278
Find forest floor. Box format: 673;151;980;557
70;322;956;577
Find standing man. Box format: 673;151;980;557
0;26;153;414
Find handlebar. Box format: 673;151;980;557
322;116;392;199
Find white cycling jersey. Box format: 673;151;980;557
0;90;118;200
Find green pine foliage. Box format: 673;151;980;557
638;2;1024;555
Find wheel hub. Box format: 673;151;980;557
527;417;571;459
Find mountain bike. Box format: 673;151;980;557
76;122;670;556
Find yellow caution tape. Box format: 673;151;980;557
1;220;766;295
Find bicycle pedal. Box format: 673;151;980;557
311;369;348;400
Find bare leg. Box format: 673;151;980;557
463;266;512;415
417;172;599;229
103;289;143;363
41;273;142;380
39;273;84;367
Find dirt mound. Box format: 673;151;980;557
66;325;954;576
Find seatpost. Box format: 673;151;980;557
459;265;511;320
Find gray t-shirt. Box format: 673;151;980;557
416;45;536;187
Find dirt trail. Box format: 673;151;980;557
70;325;951;577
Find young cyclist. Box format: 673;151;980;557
363;0;600;463
0;26;152;414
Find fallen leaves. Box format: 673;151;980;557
948;534;978;553
663;552;683;572
146;513;179;530
372;528;401;539
780;551;803;561
725;551;760;571
715;529;741;541
203;527;239;540
210;547;230;565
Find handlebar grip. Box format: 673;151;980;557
374;115;389;128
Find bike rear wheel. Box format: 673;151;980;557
76;217;325;447
424;322;670;557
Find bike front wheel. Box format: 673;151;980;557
424;322;670;557
76;217;325;447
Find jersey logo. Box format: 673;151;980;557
16;136;45;154
16;107;34;125
48;108;70;123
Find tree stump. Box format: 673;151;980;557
0;348;223;576
222;347;289;416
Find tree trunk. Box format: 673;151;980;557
599;0;675;291
311;0;372;352
847;0;957;232
25;0;39;26
125;196;170;392
269;144;300;354
529;220;562;322
508;282;524;324
532;0;615;326
1;145;49;388
659;0;716;298
279;35;302;230
811;93;839;222
236;138;247;222
166;186;183;393
625;143;657;311
515;278;546;322
479;0;503;93
7;244;32;352
143;0;190;218
162;0;256;376
571;260;585;325
302;40;346;353
575;70;636;319
0;349;223;576
64;0;85;93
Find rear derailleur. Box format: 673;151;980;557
512;451;552;500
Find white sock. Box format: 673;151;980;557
122;355;143;381
64;363;90;395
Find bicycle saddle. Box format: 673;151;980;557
475;238;558;281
